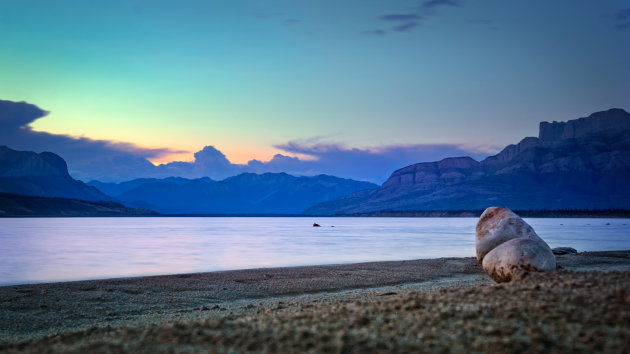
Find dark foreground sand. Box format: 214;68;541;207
1;251;630;353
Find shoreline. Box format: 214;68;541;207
0;211;630;219
4;211;630;218
4;247;630;289
2;250;630;350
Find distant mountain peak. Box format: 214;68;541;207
306;108;630;215
487;108;630;166
0;146;110;201
0;146;69;178
539;108;630;143
588;107;629;117
87;173;378;214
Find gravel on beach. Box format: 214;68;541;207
1;251;630;353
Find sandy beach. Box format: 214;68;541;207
1;251;630;352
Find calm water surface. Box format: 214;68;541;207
1;217;629;285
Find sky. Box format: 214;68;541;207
1;0;629;183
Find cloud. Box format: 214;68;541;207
194;146;231;166
0;99;179;182
272;139;497;183
1;99;499;184
421;0;461;12
0;100;48;131
151;141;497;183
370;0;462;35
612;8;630;30
614;8;630;21
154;146;242;180
284;18;301;25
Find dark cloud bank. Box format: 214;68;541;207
0;99;493;183
364;0;462;35
0;100;175;182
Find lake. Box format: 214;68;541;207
1;217;629;286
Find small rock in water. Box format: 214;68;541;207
476;207;556;283
313;223;321;227
551;247;578;255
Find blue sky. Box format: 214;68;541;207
0;0;629;182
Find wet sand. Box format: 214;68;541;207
1;251;629;352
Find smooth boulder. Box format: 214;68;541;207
475;207;547;262
476;207;556;283
482;238;557;282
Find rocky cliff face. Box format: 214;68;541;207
0;146;110;201
305;108;630;215
381;157;480;189
0;147;70;178
538;108;630;142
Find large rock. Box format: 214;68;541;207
482;238;556;282
476;207;556;283
475;207;547;262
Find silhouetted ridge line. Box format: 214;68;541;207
305;108;630;215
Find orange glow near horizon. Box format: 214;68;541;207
148;152;194;166
147;146;287;166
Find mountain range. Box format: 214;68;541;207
0;145;377;215
305;108;630;215
1;108;629;216
87;174;377;214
